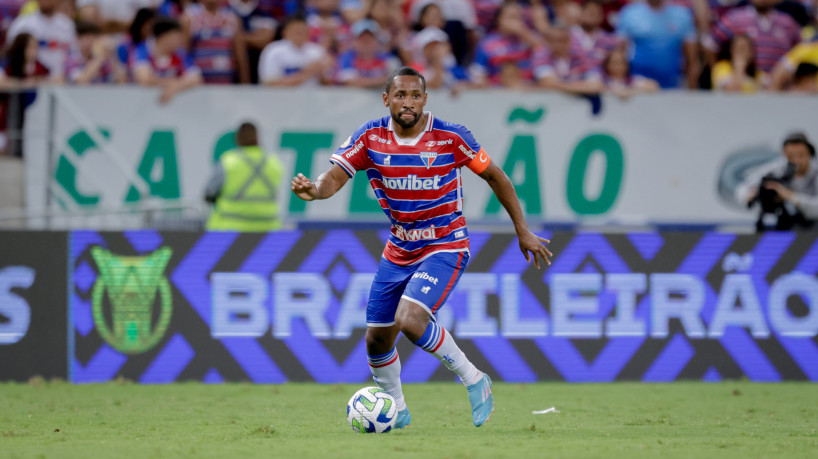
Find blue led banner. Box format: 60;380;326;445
69;230;818;383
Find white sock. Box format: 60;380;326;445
414;321;483;386
367;347;407;411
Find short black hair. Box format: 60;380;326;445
783;132;816;157
384;66;426;94
236;122;258;147
152;16;181;39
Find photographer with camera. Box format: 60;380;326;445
736;133;818;231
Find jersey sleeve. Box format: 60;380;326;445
447;122;491;174
329;123;371;177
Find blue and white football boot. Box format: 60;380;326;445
394;408;411;429
466;373;494;427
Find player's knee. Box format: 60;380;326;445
365;327;390;353
395;301;429;342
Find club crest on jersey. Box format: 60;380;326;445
420;151;437;169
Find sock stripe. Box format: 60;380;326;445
431;252;464;313
367;347;398;367
416;322;444;352
431;327;446;352
369;353;399;368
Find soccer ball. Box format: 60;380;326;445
346;386;397;433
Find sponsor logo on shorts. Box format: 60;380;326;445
421;286;431;294
413;271;439;285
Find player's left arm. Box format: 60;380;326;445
477;159;553;268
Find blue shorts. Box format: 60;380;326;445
366;251;470;327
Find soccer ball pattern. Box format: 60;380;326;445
346;387;397;433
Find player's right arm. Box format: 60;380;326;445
291;165;350;201
292;122;372;201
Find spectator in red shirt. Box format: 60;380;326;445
707;0;802;74
4;32;50;82
132;17;203;103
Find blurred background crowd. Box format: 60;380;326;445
0;0;817;99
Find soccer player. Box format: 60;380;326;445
291;67;552;428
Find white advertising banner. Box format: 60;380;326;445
23;86;818;227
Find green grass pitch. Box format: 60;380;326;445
1;381;816;458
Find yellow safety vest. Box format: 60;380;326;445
206;146;284;232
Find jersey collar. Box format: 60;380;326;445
388;111;433;146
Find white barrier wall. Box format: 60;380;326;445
23;87;818;226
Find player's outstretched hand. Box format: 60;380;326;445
518;231;552;269
291;173;318;201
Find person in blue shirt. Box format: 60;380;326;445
616;0;700;89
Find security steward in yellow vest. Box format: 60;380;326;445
205;122;284;231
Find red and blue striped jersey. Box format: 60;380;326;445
187;4;240;84
330;113;491;266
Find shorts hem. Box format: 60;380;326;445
400;295;434;317
366;322;396;327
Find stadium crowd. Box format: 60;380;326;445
0;0;816;98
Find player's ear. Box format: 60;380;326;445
382;92;388;107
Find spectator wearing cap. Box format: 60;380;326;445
616;0;699;89
77;0;160;35
7;0;77;79
534;25;604;94
182;0;250;84
712;34;763;93
229;0;276;84
602;47;659;98
64;20;127;84
770;41;818;91
707;0;801;75
335;19;399;88
736;132;818;230
470;2;539;87
411;26;468;89
132;17;203;103
408;0;479;65
572;0;620;77
258;14;333;86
